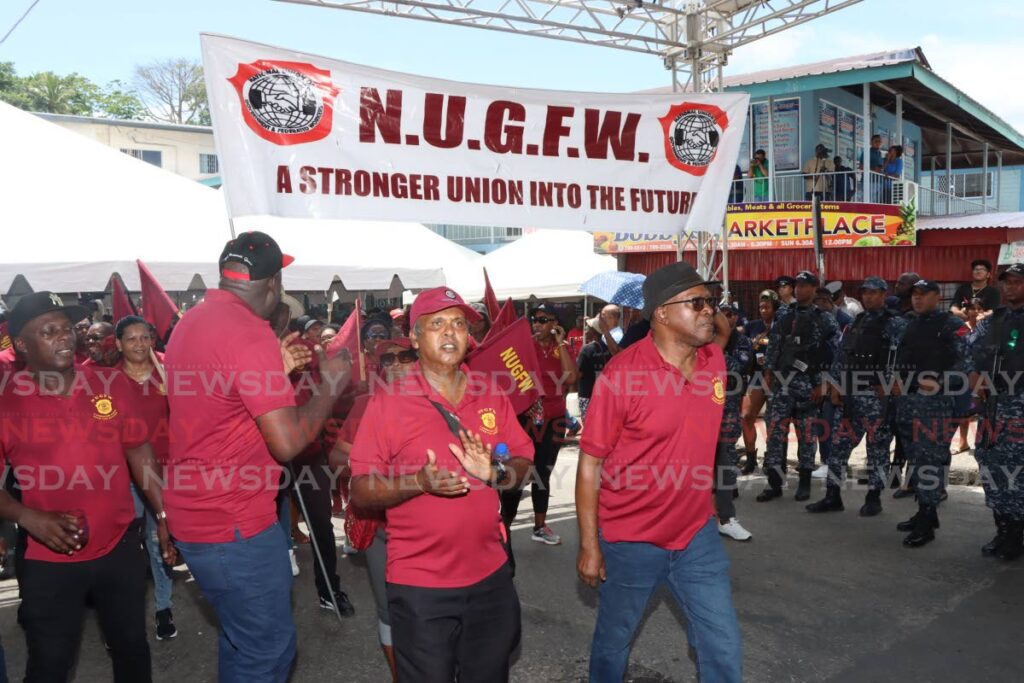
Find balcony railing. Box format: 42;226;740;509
728;170;987;217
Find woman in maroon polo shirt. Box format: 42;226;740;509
500;304;579;545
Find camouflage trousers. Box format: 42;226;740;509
764;375;820;472
893;394;957;508
975;396;1024;520
719;395;743;452
826;395;894;491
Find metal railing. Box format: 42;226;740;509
727;170;985;217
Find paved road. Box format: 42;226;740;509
0;440;1021;682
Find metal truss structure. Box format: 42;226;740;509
276;0;861;93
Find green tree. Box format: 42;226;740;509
134;58;209;125
0;61;31;109
23;71;98;115
97;80;146;120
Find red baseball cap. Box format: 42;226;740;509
410;287;482;327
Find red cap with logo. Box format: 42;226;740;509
410;287;482;327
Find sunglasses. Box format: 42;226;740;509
379;350;418;366
661;297;719;312
365;331;389;340
531;316;557;324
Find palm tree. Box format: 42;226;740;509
24;71;96;114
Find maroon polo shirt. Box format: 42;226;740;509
0;366;146;563
349;365;534;588
580;334;725;550
163;289;296;543
534;339;567;420
113;355;169;464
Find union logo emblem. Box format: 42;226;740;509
479;408;498;435
92;395;118;420
712;377;726;406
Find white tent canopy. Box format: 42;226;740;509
447;229;617;301
0;102;480;296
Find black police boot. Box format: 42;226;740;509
995;520;1023;561
794;469;812;502
859;489;883;517
756;467;784;502
981;512;1009;556
903;506;938;547
806;484;844;513
741;449;758;475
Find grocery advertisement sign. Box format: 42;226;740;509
592;201;914;253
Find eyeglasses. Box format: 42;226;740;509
531;316;556;324
380;350;418;366
365;331;389;340
661;297;719;312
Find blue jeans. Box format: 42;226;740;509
590;518;742;683
176;523;296;683
131;486;173;612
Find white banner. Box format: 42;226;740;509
201;34;750;234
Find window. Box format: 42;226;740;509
120;148;162;167
935;172;993;199
200;153;219;174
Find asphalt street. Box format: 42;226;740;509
0;437;1021;682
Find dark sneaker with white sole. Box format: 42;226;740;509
319;590;356;617
155;608;177;641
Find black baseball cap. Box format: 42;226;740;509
911;279;940;293
794;271;818;285
219;231;294;281
999;264;1024;280
641;262;718;320
8;292;90;338
775;275;795;288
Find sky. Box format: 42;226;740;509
1;0;1022;134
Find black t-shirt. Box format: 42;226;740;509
950;283;1000;312
577;340;612;398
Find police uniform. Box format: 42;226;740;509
891;279;971;547
807;276;907;516
759;272;840;502
968;263;1024;560
715;324;755;535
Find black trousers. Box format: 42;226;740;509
18;520;150;683
291;453;341;600
389;562;520;683
500;417;561;526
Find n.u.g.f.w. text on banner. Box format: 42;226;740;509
201;34;749;234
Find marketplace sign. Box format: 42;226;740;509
201;34;749;233
592;201;914;253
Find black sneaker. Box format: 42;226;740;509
155;608;177;641
318;590;356;617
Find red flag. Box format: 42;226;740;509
467;317;541;415
111;275;136;323
484;297;518;342
137;260;179;339
325;298;364;384
482;268;501;321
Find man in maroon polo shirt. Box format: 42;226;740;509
576;262;742;682
350;286;534;683
163;232;351;682
0;291;172;683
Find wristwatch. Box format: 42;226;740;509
156;510;168;521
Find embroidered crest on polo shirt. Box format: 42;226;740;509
478;408;498;435
712;376;725;406
91;394;118;420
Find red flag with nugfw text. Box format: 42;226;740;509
466;317;541;415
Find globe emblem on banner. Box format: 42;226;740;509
668;110;720;167
244;68;323;135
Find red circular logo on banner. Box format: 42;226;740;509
228;60;340;146
657;102;729;176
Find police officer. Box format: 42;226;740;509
969;263;1024;560
807;276;906;516
891;279;970;547
758;271;840;503
714;303;754;541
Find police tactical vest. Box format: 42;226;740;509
843;309;893;373
896;312;956;376
975;307;1024;392
725;331;752;392
777;306;826;375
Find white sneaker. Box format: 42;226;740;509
811;464;830;479
718;518;752;542
289;549;300;576
341;542;359;556
531;525;562;545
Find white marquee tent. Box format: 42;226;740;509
0;102;480;297
447;229;617;301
